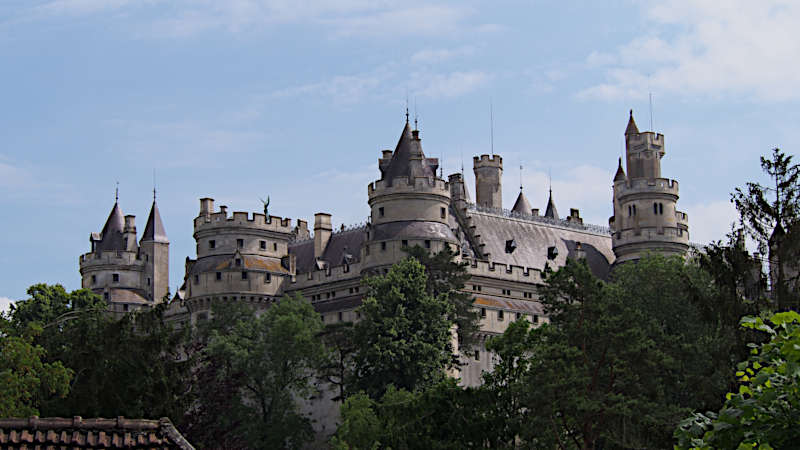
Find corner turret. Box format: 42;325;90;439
611;110;689;263
473;154;503;209
140;197;170;302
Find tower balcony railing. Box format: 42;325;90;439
467;203;611;236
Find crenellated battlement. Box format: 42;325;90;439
467;258;543;284
626;131;664;149
194;210;293;234
367;176;450;197
616;177;679;197
80;250;144;267
473;154;503;167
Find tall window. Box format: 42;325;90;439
112;273;119;282
209;240;216;249
237;239;244;248
260;240;266;250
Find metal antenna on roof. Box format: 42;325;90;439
414;96;418;130
115;181;119;203
548;168;552;195
489;98;494;156
648;74;654;131
460;149;464;177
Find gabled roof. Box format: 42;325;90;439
625;109;639;135
0;416;193;449
94;202;126;252
511;191;533;215
614;157;626;182
141;200;168;243
378;121;438;185
544;190;559;220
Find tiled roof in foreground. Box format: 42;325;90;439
0;416;193;449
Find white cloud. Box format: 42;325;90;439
682;199;738;245
0;296;14;315
579;0;800;101
411;46;475;64
411;71;490;99
29;0;488;39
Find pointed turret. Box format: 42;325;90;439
625;109;639;135
141;200;168;244
544;189;559;219
511;191;533;215
614;157;626;182
95;201;126;252
378;120;438;185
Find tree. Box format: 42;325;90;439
675;311;800;448
192;294;326;449
404;245;481;352
501;255;733;449
349;257;455;399
732;148;800;310
318;321;356;402
0;317;72;417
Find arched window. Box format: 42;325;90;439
659;203;664;215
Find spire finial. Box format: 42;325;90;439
153;168;157;202
115;181;119;203
519;164;523;192
548;168;552;195
630;108;633;118
414;97;418;130
405;91;409;123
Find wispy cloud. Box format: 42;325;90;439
578;0;800;102
26;1;493;39
411;46;476;64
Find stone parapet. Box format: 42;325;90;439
615;178;679;199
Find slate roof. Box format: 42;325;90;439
107;288;149;304
378;121;439;185
614;157;626;182
511;191;533;215
625;109;639;135
313;295;363;314
473;295;544;315
467;211;614;279
290;227;367;274
94;202;126;253
544;190;559;220
0;416;193;449
371;221;457;242
141;200;168;243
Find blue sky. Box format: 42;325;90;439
1;0;798;307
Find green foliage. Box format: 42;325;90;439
732;148;800;310
350;257;455;399
318;321;356;402
187;294;326;450
675;312;800;449
404;245;481;351
0;317;72;417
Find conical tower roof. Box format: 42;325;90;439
544;189;559;220
379;120;438;185
96;201;126;252
625;109;639;135
511;191;533;215
141;199;168;243
614;157;626;182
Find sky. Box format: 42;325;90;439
1;0;798;307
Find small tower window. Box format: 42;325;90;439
216;272;221;280
273;242;278;251
147;277;151;286
440;207;446;219
654;203;658;215
402;240;408;247
481;308;486;318
123;304;129;312
474;350;480;361
379;207;385;217
260;240;266;250
381;242;387;251
498;310;504;321
112;273;119;283
338;311;343;321
241;271;248;280
265;273;271;283
103;292;109;301
516;312;522;321
237;239;244;248
194;275;199;284
365;245;370;255
534;314;540;323
633;205;637;215
91;275;96;284
209;240;216;249
424;240;431;249
659;203;664;215
235;258;242;267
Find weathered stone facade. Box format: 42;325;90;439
79;110;690;437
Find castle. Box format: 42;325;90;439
79;110;689;430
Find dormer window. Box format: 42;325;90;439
505;239;517;253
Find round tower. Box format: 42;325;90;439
610;110;689;263
362;120;458;273
185;198;296;321
473;154;503;209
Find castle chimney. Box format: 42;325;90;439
124;215;136;232
314;213;332;260
448;173;470;213
219;205;228;215
123;215;137;251
382;149;393;159
199;198;214;217
473;154;503;209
